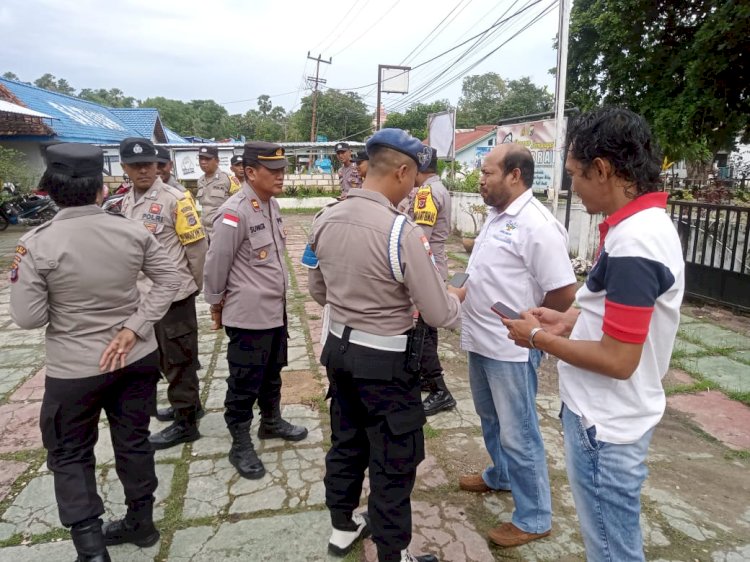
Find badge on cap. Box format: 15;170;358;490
133;144;143;154
259;249;268;259
251;199;260;212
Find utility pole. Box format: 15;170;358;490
551;0;571;220
307;52;332;142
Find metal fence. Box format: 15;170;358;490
670;201;750;311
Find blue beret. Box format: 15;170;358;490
366;128;433;172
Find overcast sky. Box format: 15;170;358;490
1;0;560;116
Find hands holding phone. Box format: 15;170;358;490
447;272;469;302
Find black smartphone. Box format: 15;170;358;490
491;301;520;320
448;272;469;288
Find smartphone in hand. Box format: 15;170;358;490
491;301;520;320
448;272;469;288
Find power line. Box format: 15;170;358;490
220;89;301;106
331;0;402;57
399;0;472;66
386;0;558;114
310;0;366;54
325;0;544;92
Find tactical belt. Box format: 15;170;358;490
329;320;407;352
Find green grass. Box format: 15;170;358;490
723;449;750;461
280;207;323;215
423;424;441;440
447;251;469;265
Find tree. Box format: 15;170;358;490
227;96;288;142
33;73;76;95
0;146;34;190
384;100;452;140
456;73;553;127
79;88;137;108
495;78;553;121
2;72;20;81
140;97;194;137
457;73;507;127
567;0;750;166
289;90;371;142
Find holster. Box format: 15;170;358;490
404;316;427;374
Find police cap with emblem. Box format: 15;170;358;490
230;155;243;166
352;150;369;163
366;128;433;172
46;143;103;178
242;141;289;170
119;137;159;164
334;142;350;153
198;146;219;159
155;146;172;164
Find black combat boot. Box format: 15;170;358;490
155;403;206;422
258;405;308;441
423;375;456;416
229;422;265;479
102;497;159;547
149;407;200;450
71;518;111;562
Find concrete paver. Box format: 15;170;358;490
0;215;749;562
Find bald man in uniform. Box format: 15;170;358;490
204;141;308;481
119;137;208;450
306;129;465;562
197;145;232;239
10;143;181;561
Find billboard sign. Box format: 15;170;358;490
496;118;565;192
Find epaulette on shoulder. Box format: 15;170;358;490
313;199;340;221
19;220;53;243
162;183;187;201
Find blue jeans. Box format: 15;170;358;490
561;403;654;562
467;351;551;534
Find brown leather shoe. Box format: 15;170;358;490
459;473;491;493
488;522;551;547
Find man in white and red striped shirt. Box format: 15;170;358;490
503;108;685;562
204;141;308;481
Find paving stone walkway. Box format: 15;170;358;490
0;214;748;561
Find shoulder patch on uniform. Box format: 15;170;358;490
222;213;240;227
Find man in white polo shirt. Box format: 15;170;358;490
503;107;685;562
460;143;577;547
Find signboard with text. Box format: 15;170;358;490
496;118;565;192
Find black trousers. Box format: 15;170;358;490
40;352;160;527
322;332;426;562
154;293;200;411
420;325;443;381
224;324;288;428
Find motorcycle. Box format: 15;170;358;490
0;183;58;230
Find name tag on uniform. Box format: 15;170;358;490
222;213;240;227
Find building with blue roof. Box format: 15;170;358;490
0;77;188;181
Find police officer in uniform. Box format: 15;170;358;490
119;138;208;449
306;129;465;562
335;142;362;199
204;141;308;480
406;147;456;416
155;146;184;191
10;143;181;562
197;145;232;239
229;154;244;194
352;150;369;180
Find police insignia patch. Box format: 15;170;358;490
187;214;197;226
251;199;260;212
145;222;157;233
133;144;143;154
259;249;268;259
149;203;163;215
15;245;27;256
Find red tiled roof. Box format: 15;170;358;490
455;125;496;151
